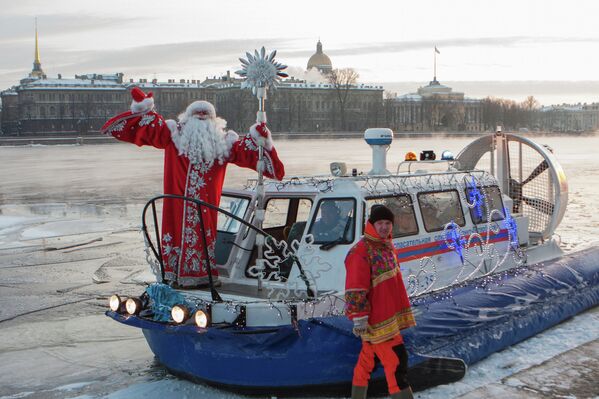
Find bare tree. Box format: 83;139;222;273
481;97;536;131
522;95;540;129
482;97;507;131
327;68;359;131
522;95;540;111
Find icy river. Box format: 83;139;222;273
0;135;597;399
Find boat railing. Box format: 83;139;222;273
141;194;316;301
246;169;490;191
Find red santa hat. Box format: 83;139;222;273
130;87;154;113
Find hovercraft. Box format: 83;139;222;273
107;128;599;396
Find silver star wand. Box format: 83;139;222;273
236;47;288;291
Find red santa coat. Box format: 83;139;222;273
345;222;416;344
101;110;285;287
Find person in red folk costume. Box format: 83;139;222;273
345;205;416;399
101;87;285;288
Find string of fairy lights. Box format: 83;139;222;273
405;174;526;297
244;170;497;197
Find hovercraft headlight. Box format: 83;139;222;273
109;294;124;313
420;150;436;161
171;305;190;324
125;298;142;315
330;162;347;177
194;309;211;328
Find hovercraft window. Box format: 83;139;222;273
263;198;291;229
365;195;418;238
417;190;466;232
262;197;313;241
217;195;250;234
216;194;251;268
464;185;505;224
308;198;356;245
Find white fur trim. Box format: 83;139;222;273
165;119;178;135
130;97;154;113
225;130;239;147
185;101;216;119
249;123;273;151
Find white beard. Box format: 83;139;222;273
171;116;230;166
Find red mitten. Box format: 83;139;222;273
249;123;273;151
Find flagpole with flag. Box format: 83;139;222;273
434;46;440;81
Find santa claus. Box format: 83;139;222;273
101;87;285;287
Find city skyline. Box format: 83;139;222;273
1;0;599;105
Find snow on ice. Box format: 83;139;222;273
0;137;598;399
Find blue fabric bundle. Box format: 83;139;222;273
146;283;187;322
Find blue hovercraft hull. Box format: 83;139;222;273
107;245;599;394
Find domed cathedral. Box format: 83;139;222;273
307;40;332;74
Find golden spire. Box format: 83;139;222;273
30;17;44;78
34;18;41;64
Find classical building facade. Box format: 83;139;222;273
538;103;599;132
208;75;383;133
0;37;383;135
387;78;483;132
1;74;128;135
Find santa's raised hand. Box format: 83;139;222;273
249;122;274;151
130;87;155;113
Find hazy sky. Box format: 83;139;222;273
1;0;599;105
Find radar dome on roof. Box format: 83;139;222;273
364;128;393;146
364;128;393;175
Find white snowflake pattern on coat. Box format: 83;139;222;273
109;121;126;133
139;114;156;126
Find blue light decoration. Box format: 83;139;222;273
445;221;467;264
503;207;520;250
467;176;485;221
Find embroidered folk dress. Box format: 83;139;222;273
345;222;416;344
101;110;285;287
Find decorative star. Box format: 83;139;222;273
236;47;288;94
